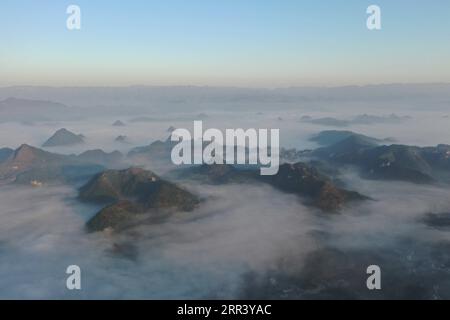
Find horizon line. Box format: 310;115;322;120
1;82;450;91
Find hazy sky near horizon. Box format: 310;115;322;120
1;0;450;87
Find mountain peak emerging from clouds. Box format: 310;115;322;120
79;167;200;232
42;128;84;147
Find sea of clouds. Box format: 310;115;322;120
1;89;450;298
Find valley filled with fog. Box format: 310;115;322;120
1;85;450;299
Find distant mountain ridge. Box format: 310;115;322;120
128;138;175;162
0;144;123;185
313;135;450;183
301;114;411;128
77;149;123;167
0;97;76;122
1;84;450;108
310;130;393;147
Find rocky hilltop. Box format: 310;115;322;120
261;163;367;211
175;163;367;211
79;167;200;232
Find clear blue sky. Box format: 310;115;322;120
1;0;449;87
